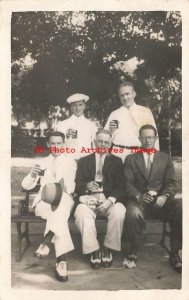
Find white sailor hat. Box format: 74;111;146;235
67;93;89;104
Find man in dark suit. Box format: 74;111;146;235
123;124;182;273
74;129;126;269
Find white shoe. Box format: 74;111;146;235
90;250;101;269
123;258;136;269
101;250;113;268
34;243;50;258
55;261;68;282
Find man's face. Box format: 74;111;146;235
119;85;136;108
139;129;157;149
70;100;86;117
47;136;64;157
94;132;112;152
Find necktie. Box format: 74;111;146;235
146;154;152;176
128;108;138;136
96;155;103;182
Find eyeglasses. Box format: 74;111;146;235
140;136;156;141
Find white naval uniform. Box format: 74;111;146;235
57;115;98;160
21;154;77;257
104;103;159;161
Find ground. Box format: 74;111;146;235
11;157;182;290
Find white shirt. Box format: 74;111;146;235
22;154;77;208
143;152;154;168
104;103;159;149
57;114;98;159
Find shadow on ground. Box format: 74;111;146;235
11;231;181;290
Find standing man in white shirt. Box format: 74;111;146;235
57;93;98;160
22;131;77;282
104;82;159;161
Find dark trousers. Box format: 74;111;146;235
124;198;182;255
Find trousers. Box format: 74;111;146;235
74;202;126;254
124;198;182;255
35;192;74;257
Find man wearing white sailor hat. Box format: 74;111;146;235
57;93;98;160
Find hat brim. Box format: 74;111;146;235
41;179;64;212
67;93;89;104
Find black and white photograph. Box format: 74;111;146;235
1;0;189;299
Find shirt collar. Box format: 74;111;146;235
121;102;137;111
95;152;106;163
71;114;85;121
143;152;154;162
48;153;66;161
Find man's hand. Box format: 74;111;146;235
154;195;168;208
142;192;154;204
31;164;42;178
96;199;112;215
86;181;101;193
66;128;76;139
109;121;118;132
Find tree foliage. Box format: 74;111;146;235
11;11;181;135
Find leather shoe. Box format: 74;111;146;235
90;250;101;269
55;261;68;282
101;248;113;268
127;253;138;262
169;254;182;273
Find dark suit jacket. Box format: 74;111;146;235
75;153;125;203
124;151;178;201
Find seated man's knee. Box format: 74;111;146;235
35;201;51;219
74;203;91;219
110;202;126;220
126;204;142;221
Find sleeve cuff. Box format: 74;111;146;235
108;197;116;205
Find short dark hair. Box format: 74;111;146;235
96;129;112;138
47;131;65;142
118;82;135;93
139;124;157;137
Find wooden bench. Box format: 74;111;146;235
11;185;172;262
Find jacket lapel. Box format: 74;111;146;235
87;153;96;179
148;151;160;180
136;153;148;179
102;154;111;174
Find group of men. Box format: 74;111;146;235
22;82;182;282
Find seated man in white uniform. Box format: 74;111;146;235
57;93;98;160
22;131;76;282
104;82;159;161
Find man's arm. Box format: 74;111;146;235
160;155;178;198
146;108;159;150
124;156;141;200
108;157;125;202
104;114;112;130
75;158;88;196
21;168;40;190
64;158;77;194
91;122;98;148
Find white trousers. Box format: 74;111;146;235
35;193;74;257
74;202;126;254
